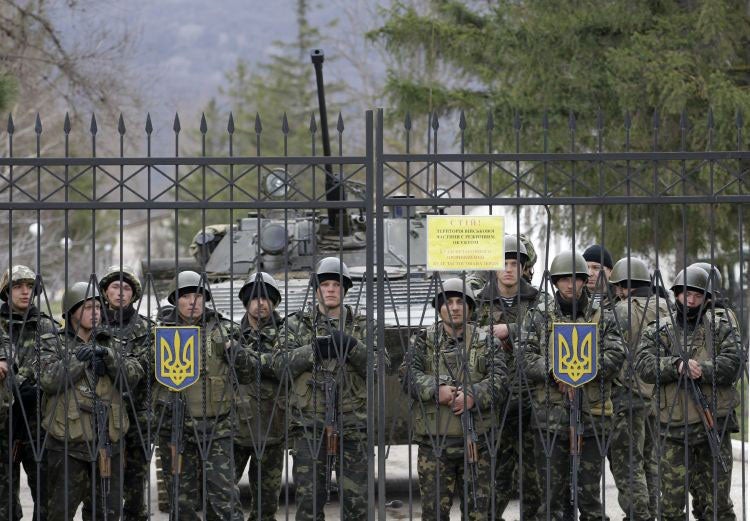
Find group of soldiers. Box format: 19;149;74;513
0;232;744;521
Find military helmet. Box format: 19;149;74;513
62;281;101;318
0;265;39;301
549;251;589;283
99;265;143;303
238;272;281;307
689;262;722;292
314;257;353;292
519;234;537;267
432;278;476;310
167;270;212;305
670;266;711;297
505;235;529;265
610;257;651;285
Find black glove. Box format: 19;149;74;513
75;344;95;362
18;379;37;408
92;346;108;376
224;341;242;362
313;336;333;360
330;330;358;354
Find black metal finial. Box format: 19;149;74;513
145;113;153;135
309;112;317;133
254;112;262;134
200;112;208;134
431;111;439;130
596;109;603;130
459;110;467;130
6;114;14;134
513;110;521;131
227;112;235;134
568;110;576;130
173;113;181;133
486;110;494;131
118;113;126;135
34;113;42;134
90;113;98;135
707;107;714;129
404;112;412;131
336;112;344;133
281;113;289;135
63;113;71;134
624;110;631;130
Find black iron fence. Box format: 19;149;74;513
0;108;747;520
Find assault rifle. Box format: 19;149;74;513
94;400;112;502
323;375;338;500
658;326;729;473
568;387;583;508
170;393;185;520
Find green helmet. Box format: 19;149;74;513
432;278;476;310
505;235;529;265
549;251;588;283
238;272;281;307
0;265;39;301
689;262;722;292
168;270;211;305
670;266;711;297
519;234;537;267
610;257;651;285
62;281;101;318
99;265;143;303
314;257;353;292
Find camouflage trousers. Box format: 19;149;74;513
493;409;542;520
535;432;608;521
607;407;650;521
0;423;21;521
45;448;122;521
417;441;492;521
291;432;367;520
157;433;243;521
12;437;47;521
659;435;736;521
642;413;659;518
121;416;150;521
234;442;284;521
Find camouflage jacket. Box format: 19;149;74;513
610;289;670;410
523;291;626;435
475;278;538;413
0;329;10;423
272;304;386;434
636;308;741;439
0;303;59;389
400;322;506;444
104;305;154;414
39;326;143;457
153;306;255;436
235;312;284;446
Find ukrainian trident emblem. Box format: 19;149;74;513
552;323;598;387
155;327;200;391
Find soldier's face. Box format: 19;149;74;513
555;276;586;301
586;261;611;291
246;297;272;322
73;299;101;331
106;280;133;309
440;296;467;328
676;289;705;309
316;280;342;309
11;281;34;311
498;258;520;287
177;292;204;321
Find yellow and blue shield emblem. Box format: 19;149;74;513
552;323;598;387
155;327;200;391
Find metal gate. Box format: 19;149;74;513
0;108;747;520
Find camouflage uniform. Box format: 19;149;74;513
234;312;285;521
39;324;144;521
272;304;381;521
103;306;154;521
636;308;741;521
608;287;669;521
523;290;625;521
154;306;256;521
0;301;58;521
475;276;542;520
0;331;13;520
401;322;506;521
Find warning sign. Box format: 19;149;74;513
426;215;505;271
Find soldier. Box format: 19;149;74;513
519;234;538;285
234;272;285;521
272;257;382;520
475;236;542;520
523;250;625;521
401;277;506;521
0;327;12;520
607;258;669;521
98;265;153;521
582;244;615;309
0;266;58;521
636;266;741;521
153;270;257;521
39;281;144;521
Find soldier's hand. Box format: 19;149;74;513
557;381;575;401
0;360;8;379
75;344;95;362
452;389;474;415
491;323;510;340
330;330;358;353
678;359;703;379
224;341;242;362
437;384;457;405
313;336;333;360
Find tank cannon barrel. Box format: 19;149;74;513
311;49;346;232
